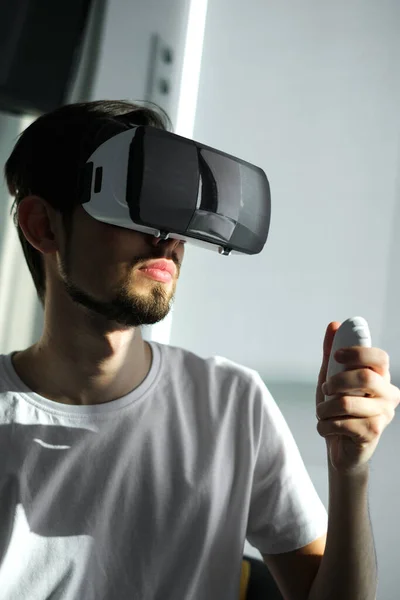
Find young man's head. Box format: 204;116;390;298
4;100;185;330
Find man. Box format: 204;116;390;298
0;100;398;600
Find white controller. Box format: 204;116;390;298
325;316;371;400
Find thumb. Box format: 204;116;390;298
316;321;341;406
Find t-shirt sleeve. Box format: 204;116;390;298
246;371;328;555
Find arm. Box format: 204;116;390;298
304;323;399;600
262;465;376;600
251;330;397;599
307;465;377;600
263;323;397;600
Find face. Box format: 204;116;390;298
48;205;185;328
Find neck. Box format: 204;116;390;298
12;322;152;406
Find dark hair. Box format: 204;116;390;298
4;99;171;307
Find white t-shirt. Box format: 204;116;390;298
0;341;327;600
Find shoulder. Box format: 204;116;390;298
152;341;276;419
154;341;263;389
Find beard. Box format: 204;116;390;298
57;247;179;328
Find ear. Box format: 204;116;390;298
17;196;60;255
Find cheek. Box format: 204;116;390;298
66;228;115;282
79;220;123;258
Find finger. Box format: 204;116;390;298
316;415;383;442
316;321;341;407
316;395;392;421
334;347;390;380
323;368;388;398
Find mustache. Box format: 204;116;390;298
130;251;181;270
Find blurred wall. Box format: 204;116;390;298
89;0;190;127
0;0;190;353
171;0;400;382
167;1;400;594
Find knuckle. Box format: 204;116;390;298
334;419;345;430
328;373;343;393
339;395;352;413
358;368;374;388
367;417;382;437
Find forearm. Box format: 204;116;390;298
307;465;377;600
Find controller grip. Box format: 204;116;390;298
325;316;371;400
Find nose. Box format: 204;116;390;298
149;235;183;252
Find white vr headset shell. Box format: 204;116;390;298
79;126;271;257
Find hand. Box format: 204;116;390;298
315;322;400;475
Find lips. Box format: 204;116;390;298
139;259;176;277
137;259;177;283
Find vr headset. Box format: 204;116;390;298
79;126;271;256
